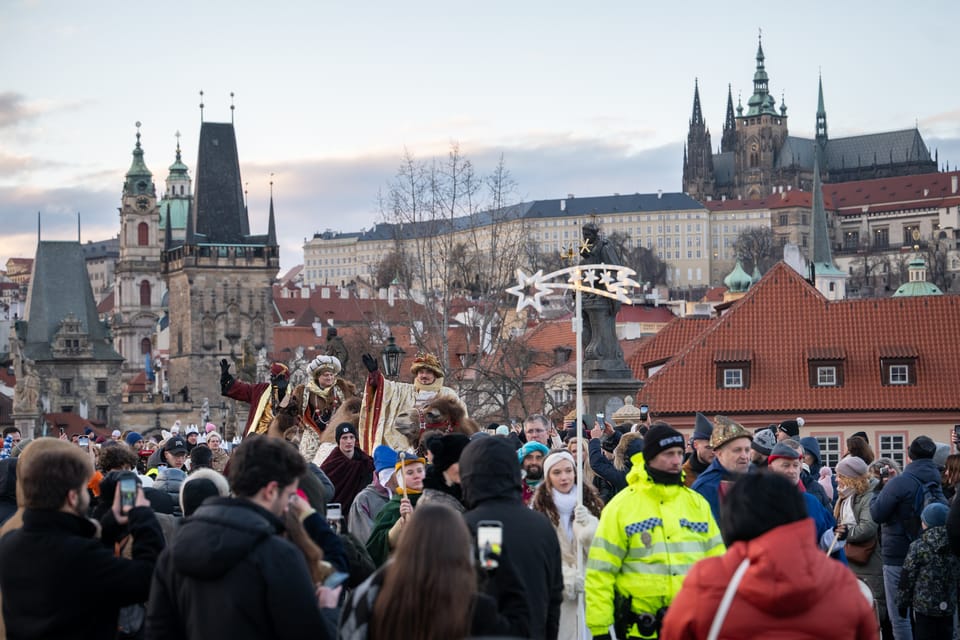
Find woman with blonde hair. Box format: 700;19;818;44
565;437;596;488
531;450;604;640
834;455;887;628
942;453;960;502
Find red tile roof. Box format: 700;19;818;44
703;286;727;302
0;367;15;388
638;262;960;415
626;317;714;380
616;305;676;323
97;290;114;315
704;190;826;211
826;170;960;216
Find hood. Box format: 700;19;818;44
459;437;521;508
625;453;653;486
799;437;822;469
171;498;278;579
0;458;17;504
922;525;951;554
726;519;826;614
904;458;943;484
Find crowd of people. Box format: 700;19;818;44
1;354;960;640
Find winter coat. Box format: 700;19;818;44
0;459;16;526
419;465;465;513
838;480;885;619
347;482;389;544
364;490;422;567
870;458;945;566
690;457;736;524
339;563;523;640
586;458;725;637
209;448;229;474
660;518;879;640
897;525;960;617
681;451;710;488
145;497;337;640
588;437;627;498
461;436;563;640
0;507;164;640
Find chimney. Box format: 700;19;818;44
952;175;958;194
560;199;566;212
339;287;349;299
567;193;575;199
321;287;331;299
657;189;662;199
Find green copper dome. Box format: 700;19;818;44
124;126;155;196
892;257;944;297
724;260;753;293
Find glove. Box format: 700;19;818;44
362;353;379;373
574;505;591;526
219;359;233;392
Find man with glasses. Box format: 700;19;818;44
524;414;562;449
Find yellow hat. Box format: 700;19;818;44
410;352;444;378
708;415;752;450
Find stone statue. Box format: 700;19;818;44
288;346;309;389
256;347;269;382
579;223;632;378
325;326;349;373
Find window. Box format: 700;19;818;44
139;280;151;307
60;378;72;395
878;433;906;468
874;227;889;249
723;368;743;388
137;222;149;246
801;214;808;226
779;214;789;226
96;406;108;422
96;379;107;394
815;435;841;469
817;366;837;386
889;365;909;385
844;231;860;250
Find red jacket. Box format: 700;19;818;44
661;518;878;640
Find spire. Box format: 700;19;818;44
816;73;828;146
721;84;737;152
746;32;776;117
811;149;840;273
691;78;704;126
267;178;277;246
164;203;173;250
124;121;154;196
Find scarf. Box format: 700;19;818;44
645;464;683;486
414;376;444;395
553;488;578;541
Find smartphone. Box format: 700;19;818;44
477;520;503;570
322;571;350;589
327;503;342;521
954;424;960;441
59;427;65;436
640;404;649;421
78;436;89;448
119;474;138;511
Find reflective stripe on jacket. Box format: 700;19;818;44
585;456;724;637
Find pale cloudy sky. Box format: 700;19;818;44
2;1;959;273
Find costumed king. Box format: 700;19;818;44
220;359;291;436
293;354;357;464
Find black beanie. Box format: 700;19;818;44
909;435;936;460
428;433;471;473
335;422;358;444
642;423;685;463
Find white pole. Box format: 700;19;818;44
575;267;585;639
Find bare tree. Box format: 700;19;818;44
734;226;777;275
607;231;669;285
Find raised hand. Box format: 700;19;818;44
362;353;379;373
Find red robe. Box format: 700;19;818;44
320;447;375;520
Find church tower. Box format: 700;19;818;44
114;124;165;385
734;35;788;199
159;132;192;244
682;79;714;200
162;118;279;429
810;150;847;300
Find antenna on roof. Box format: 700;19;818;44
37;211;40;243
77;212;81;243
230;92;235;124
270;173;274;198
244;181;249;209
199;90;204;123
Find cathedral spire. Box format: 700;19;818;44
267;179;277;246
691;78;704;126
164;203;173;250
745;32;776;116
816;73;828;146
721;83;737;152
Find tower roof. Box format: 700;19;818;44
124;124;154;196
691;78;704;126
723;260;752;293
192;122;250;243
811;150;845;276
744;35;779;117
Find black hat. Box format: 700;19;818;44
642;423;685;463
428;433;471;473
776;419;803;439
851;431;869;442
335;422;358;444
692;413;714;441
908;435;937;460
601;431;621;453
163;437;187;454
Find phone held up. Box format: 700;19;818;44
77;436;89;449
117;471;139;512
477;520;503;571
326;502;342;533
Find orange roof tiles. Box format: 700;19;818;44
627;317;713;380
638;262;960;416
826;170;960;216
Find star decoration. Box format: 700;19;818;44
582;269;599;288
505;269;553;313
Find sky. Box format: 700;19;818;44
2;1;960;274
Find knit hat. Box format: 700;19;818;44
335;422;358;444
908;435;937;460
709;416;752;450
428;433;470;473
601;431;621;453
692;413;714;441
836;456;868;478
205;423;217;434
751;428;777;456
642;423;685;463
766;442;801;466
111;429;121;438
495;425;510;436
517;441;549;463
933;443;951;469
124;432;143;446
543;451;575;478
373;445;398;473
776;418;804;439
921;502;949;528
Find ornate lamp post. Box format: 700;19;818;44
380;335;405;379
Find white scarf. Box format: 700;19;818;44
553;488;577;541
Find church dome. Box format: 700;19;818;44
724;260;753;293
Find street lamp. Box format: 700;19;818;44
380;335;405;379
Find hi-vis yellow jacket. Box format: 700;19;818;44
585;457;725;637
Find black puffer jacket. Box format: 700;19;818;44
146;498;337;640
461;437;562;640
871;458;946;566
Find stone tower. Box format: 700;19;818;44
161;120;279;424
114;124;165;385
682;79;714;201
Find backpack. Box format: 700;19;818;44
904;473;948;541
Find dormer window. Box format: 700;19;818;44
807;347;845;388
715;349;752;389
879;346;918;386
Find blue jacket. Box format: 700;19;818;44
803;491;847;565
588;437;627;496
870;458;944;566
690;458;734;524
